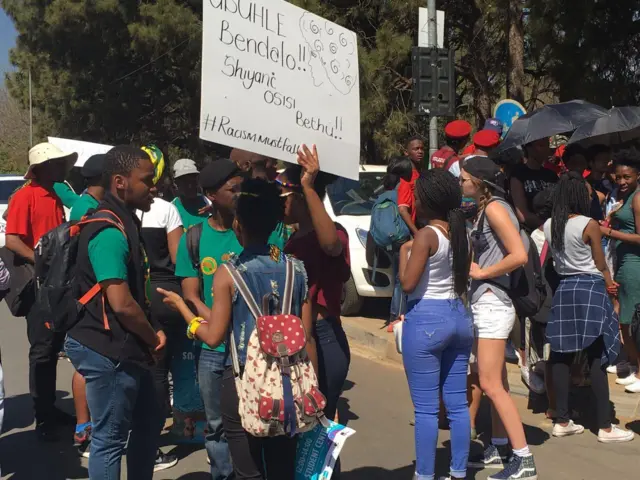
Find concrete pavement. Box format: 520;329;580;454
1;301;640;479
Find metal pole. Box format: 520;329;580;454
28;68;33;147
427;0;438;166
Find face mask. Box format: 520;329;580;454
461;196;478;220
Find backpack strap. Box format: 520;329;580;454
223;262;263;377
281;257;295;316
475;198;500;235
186;223;204;291
540;241;550;267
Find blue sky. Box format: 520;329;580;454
0;8;17;77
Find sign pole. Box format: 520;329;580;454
427;0;438;166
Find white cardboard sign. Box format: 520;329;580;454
200;0;361;180
48;137;113;167
418;8;445;48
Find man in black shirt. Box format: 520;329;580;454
510;138;558;231
65;146;166;479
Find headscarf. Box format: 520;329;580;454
141;144;166;185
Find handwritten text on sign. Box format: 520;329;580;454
200;0;361;180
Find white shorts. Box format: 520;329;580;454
471;292;516;340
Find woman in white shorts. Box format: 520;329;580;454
461;156;537;480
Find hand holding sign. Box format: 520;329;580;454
298;144;320;189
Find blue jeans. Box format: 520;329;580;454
390;249;406;321
402;299;473;480
196;348;234;480
65;336;163;480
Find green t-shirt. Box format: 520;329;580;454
172;196;209;230
88;227;129;281
88;226;151;304
175;221;243;351
69;194;99;221
53;182;80;209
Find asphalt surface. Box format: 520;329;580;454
1;301;640;479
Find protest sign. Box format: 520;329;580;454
200;0;361;180
48;137;112;167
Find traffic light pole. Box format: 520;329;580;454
427;0;438;165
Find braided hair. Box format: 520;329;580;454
236;178;284;241
415;169;469;297
550;172;591;251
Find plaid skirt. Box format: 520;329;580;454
548;274;621;367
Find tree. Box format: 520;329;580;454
0;88;30;173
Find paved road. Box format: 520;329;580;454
1;302;639;479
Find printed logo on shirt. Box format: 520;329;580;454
201;257;218;275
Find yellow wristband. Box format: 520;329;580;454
187;317;205;340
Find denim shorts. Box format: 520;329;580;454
471;292;516;340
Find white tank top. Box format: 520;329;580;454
408;226;456;301
543;215;602;277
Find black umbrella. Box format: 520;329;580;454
567;106;640;146
497;100;608;151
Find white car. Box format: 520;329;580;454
324;165;394;316
0;174;29;247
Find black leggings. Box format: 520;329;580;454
220;368;297;480
549;337;611;429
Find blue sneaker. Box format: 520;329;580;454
488;454;538;480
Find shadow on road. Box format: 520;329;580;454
342;463;415;479
2;390;74;433
165;473;211;480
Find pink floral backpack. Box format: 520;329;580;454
224;258;327;437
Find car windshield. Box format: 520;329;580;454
327;171;385;216
0;180;25;204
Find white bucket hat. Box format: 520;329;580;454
25;142;78;179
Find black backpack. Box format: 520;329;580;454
476;199;547;318
32;210;126;333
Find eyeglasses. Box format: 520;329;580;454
280;191;298;198
459;177;472;185
275;178;301;188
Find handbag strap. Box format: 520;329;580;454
540;240;550;267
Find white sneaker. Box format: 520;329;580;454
606;364;618;374
598;425;635;443
624;379;640;393
521;367;546;395
552;420;585;437
615;372;639;386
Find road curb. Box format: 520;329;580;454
343;316;640;419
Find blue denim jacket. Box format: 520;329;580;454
224;246;308;368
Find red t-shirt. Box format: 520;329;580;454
398;168;420;222
5;181;64;249
284;224;350;317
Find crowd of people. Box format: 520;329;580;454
0;114;639;480
386;118;639;480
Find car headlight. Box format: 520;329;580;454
355;228;368;248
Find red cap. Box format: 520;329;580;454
444;120;472;140
473;130;501;149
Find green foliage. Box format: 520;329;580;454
3;0;640;169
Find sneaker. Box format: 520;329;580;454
154;451;178;472
74;425;92;458
488;454;538;480
35;421;59;442
552;420;585;437
606;364;618;374
615;372;639;386
598;425;635;443
521;367;546;395
624;379;640;393
468;444;511;469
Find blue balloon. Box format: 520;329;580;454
493;100;527;139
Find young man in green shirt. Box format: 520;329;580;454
175;159;242;479
171;158;209;229
69;154;106;221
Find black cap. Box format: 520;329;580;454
199;159;242;191
81;154;106;178
462;155;506;193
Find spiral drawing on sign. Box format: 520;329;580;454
299;12;357;95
